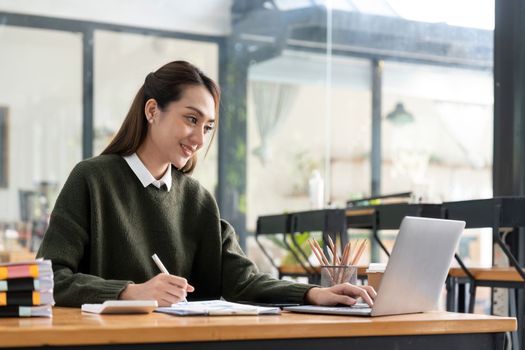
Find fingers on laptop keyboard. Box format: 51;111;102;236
361;285;377;299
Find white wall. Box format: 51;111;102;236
0;0;232;36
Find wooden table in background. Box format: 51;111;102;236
279;264;368;276
0;307;515;350
449;267;525;282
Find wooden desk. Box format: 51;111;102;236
449;267;525;283
0;307;515;350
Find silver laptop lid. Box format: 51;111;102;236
371;216;465;316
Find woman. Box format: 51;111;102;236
37;61;376;307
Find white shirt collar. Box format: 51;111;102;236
123;153;172;191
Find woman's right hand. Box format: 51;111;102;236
119;273;195;306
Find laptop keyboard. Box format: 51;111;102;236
350;302;370;309
311;304;371;312
283;304;372;315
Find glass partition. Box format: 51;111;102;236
243;2;494;300
247;53;371;227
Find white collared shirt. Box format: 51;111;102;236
123;153;172;191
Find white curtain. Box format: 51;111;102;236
250;81;298;165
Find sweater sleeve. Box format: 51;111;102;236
219;219;317;304
36;163;132;307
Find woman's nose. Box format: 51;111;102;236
190;127;205;148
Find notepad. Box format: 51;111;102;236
155;300;281;316
81;300;158;314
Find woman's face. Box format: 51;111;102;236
147;85;216;169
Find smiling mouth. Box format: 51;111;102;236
181;144;194;157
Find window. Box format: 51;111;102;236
0;26;82;250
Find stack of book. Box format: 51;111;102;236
0;259;54;317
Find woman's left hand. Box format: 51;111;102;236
304;284;377;307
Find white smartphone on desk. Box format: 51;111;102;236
81;300;158;314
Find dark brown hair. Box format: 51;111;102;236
101;60;220;174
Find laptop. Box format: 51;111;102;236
284;216;465;316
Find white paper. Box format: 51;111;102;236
155;300;281;316
81;300;158;314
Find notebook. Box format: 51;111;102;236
155;300;281;316
0;277;54;292
285;216;465;317
0;259;53;280
81;300;158;314
0;290;54;306
0;304;52;318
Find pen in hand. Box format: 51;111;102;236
151;253;188;304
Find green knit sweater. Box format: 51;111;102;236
37;155;315;307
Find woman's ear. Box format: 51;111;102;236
144;98;158;123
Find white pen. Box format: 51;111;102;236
151;253;188;304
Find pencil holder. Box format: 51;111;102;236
320;265;358;287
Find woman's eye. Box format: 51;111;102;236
204;125;214;134
186;116;198;124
